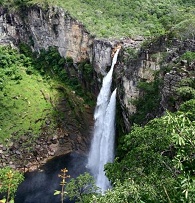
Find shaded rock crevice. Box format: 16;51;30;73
115;38;195;132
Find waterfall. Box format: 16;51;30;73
96;88;117;191
87;49;120;192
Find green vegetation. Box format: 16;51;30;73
0;0;194;202
177;78;195;102
1;0;195;38
0;45;93;145
0;46;59;142
65;172;98;203
180;51;195;64
103;99;195;202
55;170;98;203
130;76;162;124
49;0;195;38
20;45;95;106
0;167;24;202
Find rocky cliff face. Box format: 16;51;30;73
116;38;195;131
0;6;94;62
0;5;121;74
160;40;195;111
115;46;161;131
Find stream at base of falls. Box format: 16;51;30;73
15;152;88;203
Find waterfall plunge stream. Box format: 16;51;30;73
87;49;120;192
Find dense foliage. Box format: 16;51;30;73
1;0;195;38
101;99;195;202
65;172;98;203
19;44;95;105
130;76;162;124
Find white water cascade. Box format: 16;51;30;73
87;49;120;192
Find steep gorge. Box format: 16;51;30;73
0;4;194;171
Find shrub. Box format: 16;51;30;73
180;51;195;64
0;167;24;202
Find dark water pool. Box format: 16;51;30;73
15;152;88;203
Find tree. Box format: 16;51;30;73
163;107;195;202
105;99;195;202
65;172;98;203
90;179;157;203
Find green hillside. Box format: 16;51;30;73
2;0;194;38
0;45;92;144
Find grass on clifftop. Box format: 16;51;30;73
0;45;90;144
4;0;194;39
0;68;53;141
0;46;57;142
